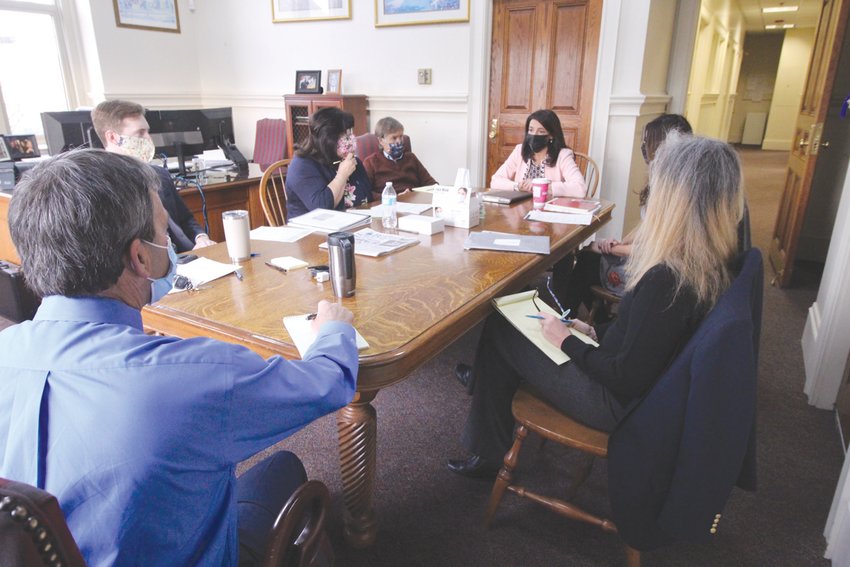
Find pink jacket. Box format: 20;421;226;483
490;145;586;197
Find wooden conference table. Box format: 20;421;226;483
142;192;613;547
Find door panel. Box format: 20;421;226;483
769;0;849;286
487;0;602;183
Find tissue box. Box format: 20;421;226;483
431;185;480;229
398;214;445;235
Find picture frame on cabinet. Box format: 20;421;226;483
295;70;323;94
327;69;342;94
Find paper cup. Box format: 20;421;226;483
532;178;550;209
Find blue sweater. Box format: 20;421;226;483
285;155;372;219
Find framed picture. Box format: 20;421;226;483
327;69;342;94
112;0;180;33
375;0;470;27
0;137;10;162
4;135;40;160
295;70;322;94
272;0;351;23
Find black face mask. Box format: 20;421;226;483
526;134;549;153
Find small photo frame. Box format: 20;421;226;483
327;69;342;94
273;0;351;23
4;135;40;160
112;0;180;33
375;0;470;27
0;137;10;162
295;70;322;94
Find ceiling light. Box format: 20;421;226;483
763;6;799;13
783;23;795;28
765;24;779;29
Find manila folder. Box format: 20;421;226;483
492;290;598;366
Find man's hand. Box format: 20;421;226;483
193;234;216;249
311;300;354;333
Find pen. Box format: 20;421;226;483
526;314;575;324
306;313;317;320
234;270;243;281
265;261;288;273
526;315;544;320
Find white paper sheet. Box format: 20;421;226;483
250;226;312;243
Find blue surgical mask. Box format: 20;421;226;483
388;142;404;160
144;236;178;304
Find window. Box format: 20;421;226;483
0;0;77;146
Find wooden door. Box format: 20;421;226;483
769;0;849;287
486;0;602;181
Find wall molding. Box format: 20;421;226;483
608;94;671;117
367;95;469;114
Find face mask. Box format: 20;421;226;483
337;134;356;157
388;142;404;160
118;135;155;163
526;134;550;153
144;236;177;304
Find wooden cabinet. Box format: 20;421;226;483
284;94;368;157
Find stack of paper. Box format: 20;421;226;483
250;226;312;243
318;228;419;257
288;209;372;233
283;314;369;357
543;197;602;214
171;257;237;292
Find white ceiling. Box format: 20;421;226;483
737;0;822;32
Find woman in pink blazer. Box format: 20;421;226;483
490;109;586;198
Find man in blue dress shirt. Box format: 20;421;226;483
0;149;359;566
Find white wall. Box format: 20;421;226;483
81;0;474;185
762;27;815;151
728;32;783;144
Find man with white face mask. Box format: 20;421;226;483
91;99;215;252
0;149;359;566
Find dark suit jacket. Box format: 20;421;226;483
152;166;204;252
607;248;763;551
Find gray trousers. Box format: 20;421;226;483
462;313;625;465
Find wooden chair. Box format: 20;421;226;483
587;284;621;324
259;158;291;226
573;151;600;198
262;480;333;567
484;386;641;567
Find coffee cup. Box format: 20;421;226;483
532;178;550;209
222;210;251;262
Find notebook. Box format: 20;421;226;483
543;197;601;214
287;209;372;233
492;290;597;365
464;231;550;255
481;190;533;204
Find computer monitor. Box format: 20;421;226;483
145;107;241;175
41;111;103;155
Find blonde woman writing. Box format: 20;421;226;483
448;135;745;478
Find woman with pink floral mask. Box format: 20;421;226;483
286;107;373;219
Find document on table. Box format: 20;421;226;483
318;228;419;257
524;209;593;226
171;257;237;291
283;314;369;357
250;225;312;243
492;290;597;365
368;202;433;217
464;231;550;254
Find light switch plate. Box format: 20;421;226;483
417;68;432;85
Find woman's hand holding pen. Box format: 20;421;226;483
336;153;356;180
539;312;573;347
311;299;354;333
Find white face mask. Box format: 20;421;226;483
117;135;155;163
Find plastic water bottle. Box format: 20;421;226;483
381;181;397;229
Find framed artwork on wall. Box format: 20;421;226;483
113;0;180;33
273;0;352;23
375;0;470;27
327;69;342;94
295;70;322;94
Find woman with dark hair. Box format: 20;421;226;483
490;109;586;198
285;107;373;219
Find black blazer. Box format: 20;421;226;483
151;166;204;252
607;248;763;551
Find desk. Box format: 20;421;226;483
142;194;613;547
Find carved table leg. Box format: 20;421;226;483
336;390;378;548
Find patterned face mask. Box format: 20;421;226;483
388;142;404;160
117;135;155;163
337;134;356;158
